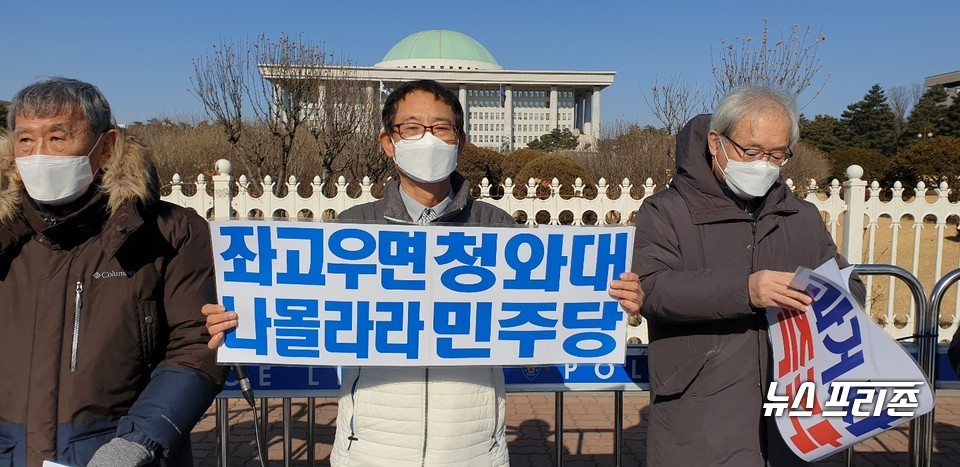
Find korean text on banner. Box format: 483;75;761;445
211;221;634;367
765;260;934;461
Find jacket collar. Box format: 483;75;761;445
22;189;110;250
672;114;796;225
382;172;472;224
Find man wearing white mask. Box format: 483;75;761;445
331;79;516;466
205;79;644;465
0;77;226;466
631;87;865;466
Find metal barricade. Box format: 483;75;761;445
852;264;934;467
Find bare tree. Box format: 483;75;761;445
190;38;259;174
710;19;829;107
887;83;925;143
191;33;381;193
297;65;385;186
642;74;707;135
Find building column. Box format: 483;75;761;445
578;91;591;136
549;86;558;129
504;85;514;152
459;85;468;138
591;86;602;140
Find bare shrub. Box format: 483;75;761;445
781;140;832;195
128;120;231;189
517;155;595;198
575;121;675;196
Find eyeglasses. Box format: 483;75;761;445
393;122;460;144
721;135;792;165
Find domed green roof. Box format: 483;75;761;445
381;30;499;66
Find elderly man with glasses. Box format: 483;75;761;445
631;87;865;466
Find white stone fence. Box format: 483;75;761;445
163;161;960;344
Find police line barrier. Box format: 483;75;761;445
213;265;955;467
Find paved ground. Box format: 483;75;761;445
191;392;960;466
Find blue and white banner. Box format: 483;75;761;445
211;221;634;367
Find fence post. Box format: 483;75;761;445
213;159;233;219
842;165;866;264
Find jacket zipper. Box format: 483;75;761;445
71;281;83;372
490;368;499;452
421;368;429;466
751;219;764;395
347;368;362;450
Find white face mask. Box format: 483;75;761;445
392;132;458;183
16;132;102;206
717;139;781;200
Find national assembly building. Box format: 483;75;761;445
261;29;615;151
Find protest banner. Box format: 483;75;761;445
765;260;935;461
211;220;634;367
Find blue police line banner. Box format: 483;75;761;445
764;260;934;461
210;220;634;367
218;346;650;398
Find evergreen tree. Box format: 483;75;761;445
799;114;843;154
888;136;960;199
527;128;579;153
839;84;898;156
904;85;949;143
0;103;7;130
941;92;960;138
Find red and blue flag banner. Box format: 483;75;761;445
765;260;934;461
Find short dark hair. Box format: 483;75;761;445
381;80;464;138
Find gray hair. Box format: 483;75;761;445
7;77;113;135
709;87;799;148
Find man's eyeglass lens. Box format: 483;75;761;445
724;136;791;163
396;123;458;143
